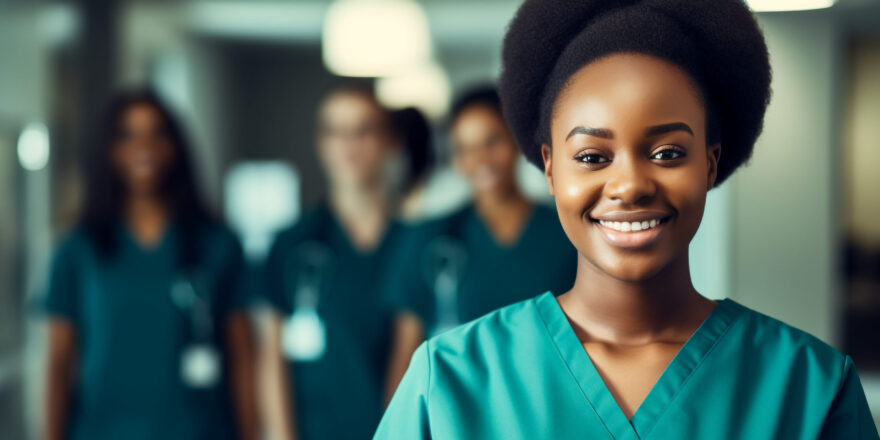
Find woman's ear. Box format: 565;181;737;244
706;143;721;189
541;144;555;196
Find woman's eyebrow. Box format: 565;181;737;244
565;122;693;141
565;126;613;140
644;122;693;137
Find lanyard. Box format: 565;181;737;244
280;240;335;362
283;240;336;310
421;235;468;336
171;270;214;342
171;269;222;388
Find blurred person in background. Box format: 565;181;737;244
389;106;435;222
260;85;404;440
43;90;258;440
383;85;578;399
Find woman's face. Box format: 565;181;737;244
451;104;520;198
317;91;392;189
543;54;720;282
112;102;175;196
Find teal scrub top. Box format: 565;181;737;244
385;203;577;334
376;292;879;439
44;223;249;440
262;204;403;440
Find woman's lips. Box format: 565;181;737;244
592;216;670;249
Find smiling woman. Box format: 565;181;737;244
373;1;879;439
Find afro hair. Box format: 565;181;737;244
498;0;772;186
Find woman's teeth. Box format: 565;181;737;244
598;219;661;232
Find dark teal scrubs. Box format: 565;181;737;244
262;204;403;440
44;223;249;440
385;203;577;334
377;292;879;439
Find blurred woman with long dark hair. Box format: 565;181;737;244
43;90;258;440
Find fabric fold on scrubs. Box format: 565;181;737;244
375;292;879;439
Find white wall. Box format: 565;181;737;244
727;12;839;345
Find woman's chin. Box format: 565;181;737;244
595;258;671;284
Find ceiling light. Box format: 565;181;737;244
746;0;836;12
323;0;432;77
17;123;50;171
376;61;451;120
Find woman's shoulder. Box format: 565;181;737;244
269;206;333;248
195;222;243;253
531;203;567;231
532;202;558;219
529;203;576;252
52;226;94;259
394;203;473;245
724;299;849;378
198;221;237;241
418;203;472;231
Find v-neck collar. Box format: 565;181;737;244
321;204;398;259
120;222;174;256
466;203;539;251
535;292;741;439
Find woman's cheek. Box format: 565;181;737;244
682;190;708;237
664;167;709;229
555;165;595;213
553;168;600;242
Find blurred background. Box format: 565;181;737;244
0;0;879;438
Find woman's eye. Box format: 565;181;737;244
575;153;609;164
650;148;686;161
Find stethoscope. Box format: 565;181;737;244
280;240;336;362
421;235;468;337
170;269;221;389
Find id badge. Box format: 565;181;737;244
181;344;221;388
281;308;326;362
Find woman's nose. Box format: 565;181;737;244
603;155;657;205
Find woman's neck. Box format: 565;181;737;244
473;182;529;213
559;251;716;345
124;193;169;247
329;182;389;252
